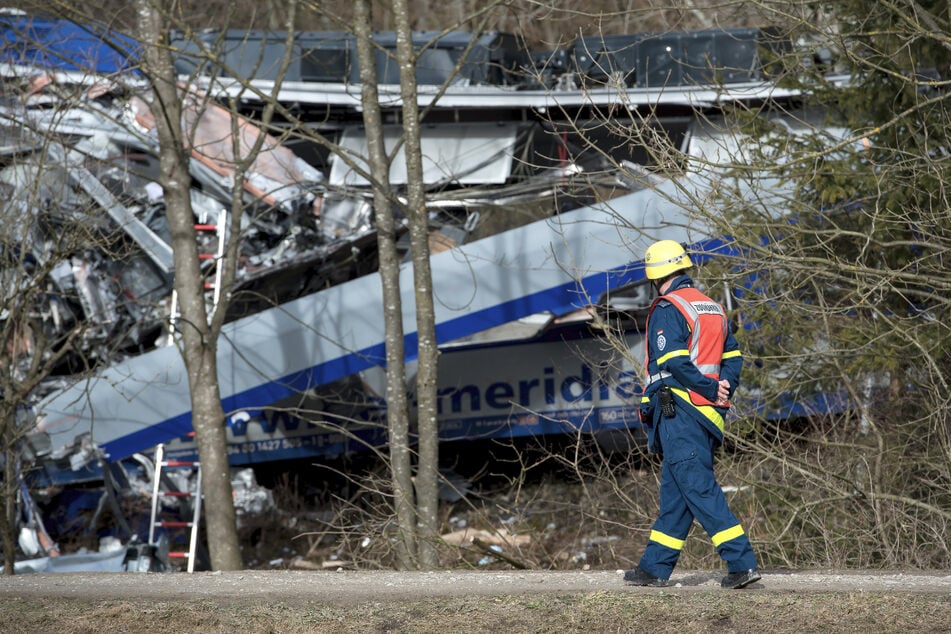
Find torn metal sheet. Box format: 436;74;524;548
130;89;325;215
45;141;174;275
0;75;336;378
7;79;324;224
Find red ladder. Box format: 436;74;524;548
148;443;203;573
167;208;227;344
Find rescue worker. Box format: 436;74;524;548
624;239;761;590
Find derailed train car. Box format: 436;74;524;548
0;14;843;568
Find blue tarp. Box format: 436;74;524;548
0;13;139;74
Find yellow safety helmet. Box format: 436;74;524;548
644;239;692;280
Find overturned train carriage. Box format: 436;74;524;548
0;18;866;571
0;18;823;485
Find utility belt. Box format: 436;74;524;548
654;382;726;434
649;370;723;406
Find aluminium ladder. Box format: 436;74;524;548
148;443;203;573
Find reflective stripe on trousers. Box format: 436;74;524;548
638;417;757;579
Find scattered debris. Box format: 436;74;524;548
440;527;531;548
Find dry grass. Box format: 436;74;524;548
1;592;949;633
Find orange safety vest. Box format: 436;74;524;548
645;286;729;408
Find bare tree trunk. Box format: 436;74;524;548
1;415;15;575
392;0;440;569
134;0;242;571
353;0;417;570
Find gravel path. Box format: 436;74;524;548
1;569;948;604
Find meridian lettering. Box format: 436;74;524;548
436;364;642;415
226;364;645;437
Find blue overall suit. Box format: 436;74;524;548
637;274;758;580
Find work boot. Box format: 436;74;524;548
623;565;668;587
721;568;761;589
